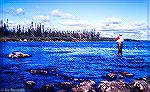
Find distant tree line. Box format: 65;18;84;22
0;19;102;41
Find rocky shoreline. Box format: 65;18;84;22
23;69;150;92
4;52;150;92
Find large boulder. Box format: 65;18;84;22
8;52;30;58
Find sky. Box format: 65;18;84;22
0;0;150;40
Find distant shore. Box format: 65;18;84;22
0;36;141;42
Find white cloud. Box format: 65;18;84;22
33;15;50;21
51;9;74;19
16;8;24;15
3;8;25;15
98;18;147;31
129;21;146;26
61;19;91;27
105;17;122;24
51;9;62;17
129;21;147;30
63;13;74;19
93;17;149;40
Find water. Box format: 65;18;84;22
0;41;150;89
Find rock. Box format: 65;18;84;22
146;77;150;83
120;72;134;78
98;81;117;92
69;78;85;82
8;52;30;58
98;80;130;92
146;77;150;91
132;79;148;91
57;90;67;92
102;72;117;80
42;84;56;92
80;80;96;87
25;81;36;89
58;82;74;90
72;80;96;92
30;69;48;75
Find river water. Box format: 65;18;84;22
0;41;150;89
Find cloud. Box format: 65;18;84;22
129;21;147;30
51;9;62;17
16;8;24;15
61;19;91;27
51;9;74;19
94;17;149;40
105;17;122;24
99;18;147;31
2;8;25;16
33;15;50;22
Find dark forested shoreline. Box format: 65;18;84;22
0;20;141;42
0;36;139;42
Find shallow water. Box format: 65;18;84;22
0;41;150;89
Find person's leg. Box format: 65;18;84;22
118;42;122;56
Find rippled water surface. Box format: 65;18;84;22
0;41;150;89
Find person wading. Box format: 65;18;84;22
115;34;124;56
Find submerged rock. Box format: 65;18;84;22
8;52;30;58
120;72;134;78
25;81;36;89
102;72;117;81
42;84;56;92
58;82;74;90
69;78;85;82
102;72;134;81
30;69;48;75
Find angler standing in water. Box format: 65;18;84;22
115;34;124;56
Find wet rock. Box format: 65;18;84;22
8;52;30;58
30;69;48;75
146;77;150;91
117;74;124;79
58;82;74;90
98;81;117;92
102;72;117;81
72;80;96;92
98;80;130;92
80;80;96;87
42;84;56;92
131;79;148;92
120;72;134;78
57;90;67;92
25;81;36;89
69;78;85;82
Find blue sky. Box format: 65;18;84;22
1;0;150;40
